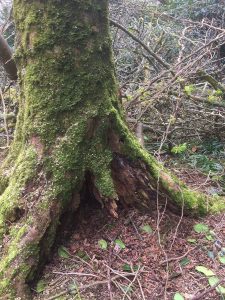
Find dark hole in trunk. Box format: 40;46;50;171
28;171;101;290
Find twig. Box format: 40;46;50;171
136;122;144;147
110;19;172;71
46;274;134;300
160;247;197;265
114;280;133;300
107;247;113;300
122;265;141;300
102;262;134;283
129;215;143;240
0;33;17;80
169;188;184;250
69;255;95;272
137;274;146;300
52;271;100;278
156;167;169;300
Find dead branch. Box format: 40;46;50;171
0;33;17;80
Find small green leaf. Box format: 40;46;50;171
36;280;46;293
215;89;223;96
219;256;225;264
187;238;197;244
98;239;108;250
58;246;70;258
195;265;215;276
179;257;190;267
76;250;86;258
208;276;219;287
217;285;225;294
208;95;217;102
123;264;132;272
115;239;126;249
173;292;185;300
68;283;78;295
141;224;153;234
76;250;90;261
206;235;213;241
122;264;138;272
194;223;209;234
208;277;225;294
184;84;195;95
121;284;133;294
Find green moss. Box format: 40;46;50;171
1;0;224;297
0;225;29;271
111;108;225;215
0;174;8;196
209;195;225;213
0;1;118;293
0;0;118;297
8;0;118;212
0;147;37;238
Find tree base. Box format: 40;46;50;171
0;141;224;299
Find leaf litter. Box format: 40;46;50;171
33;204;225;300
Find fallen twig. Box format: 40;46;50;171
160;247;197;265
52;271;100;278
46;274;135;300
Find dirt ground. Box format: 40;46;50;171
32;200;225;300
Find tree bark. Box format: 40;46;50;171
0;0;224;299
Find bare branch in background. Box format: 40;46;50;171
0;33;17;80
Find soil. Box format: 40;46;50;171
32;202;225;300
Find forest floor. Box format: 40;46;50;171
0;136;225;299
1;96;225;299
32;167;225;300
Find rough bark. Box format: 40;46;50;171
0;0;224;299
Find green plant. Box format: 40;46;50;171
123;264;139;272
196;265;225;295
173;292;185;300
141;224;153;234
68;282;82;300
115;239;126;249
98;239;108;250
58;246;70;259
201;139;224;156
188;154;223;173
194;223;209;233
171;143;187;154
36;280;46;293
208;94;217;102
184;84;196;95
215;89;223;96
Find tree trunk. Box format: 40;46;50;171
0;0;224;298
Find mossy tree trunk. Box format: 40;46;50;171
0;0;224;298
